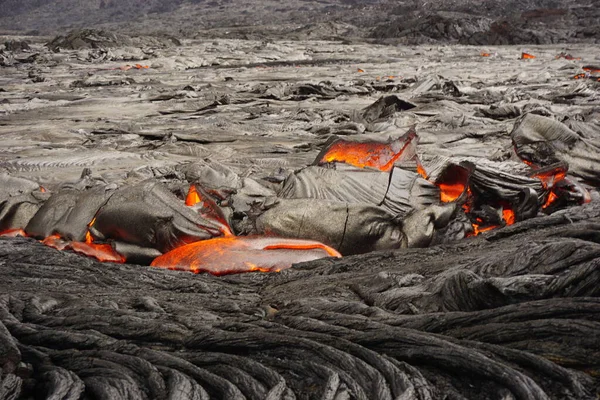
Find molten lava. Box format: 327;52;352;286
315;131;418;172
185;184;233;237
520;52;536;59
36;227;126;263
69;241;126;263
42;234;68;250
502;208;516;225
480;52;491;57
542;192;559;209
75;216;126;263
582;66;600;74
528;164;568;211
439;182;466;203
0;229;28;237
151;236;341;276
424;163;471;203
468;205;516;236
118;64;150;71
530;167;567;189
416;163;428;179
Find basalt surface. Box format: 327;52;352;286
0;38;600;399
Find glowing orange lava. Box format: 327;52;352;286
530;168;567;189
185;185;202;206
151;236;341;276
69;241;126;263
466;201;516;237
0;229;28;237
542;191;558;209
582;67;600;73
316;132;417;172
36;216;126;263
439;182;466;203
471;224;497;236
42;234;68;250
433;164;471;203
521;52;536;59
416;162;428;179
185;184;233;237
480;52;491;57
502;208;515;225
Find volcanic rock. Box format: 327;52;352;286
88;180;226;254
46;29;180;52
371;12;492;44
511;113;600;185
4;40;30;52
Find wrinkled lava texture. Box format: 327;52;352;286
1;33;600;399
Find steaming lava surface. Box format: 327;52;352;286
1;36;600;399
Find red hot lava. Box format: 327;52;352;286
151;236;341;275
314;130;418;172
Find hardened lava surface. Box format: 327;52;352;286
0;38;599;399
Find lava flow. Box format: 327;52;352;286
0;229;28;237
430;164;471;203
314;130;418;172
1;223;126;263
151;236;341;275
185;184;233;237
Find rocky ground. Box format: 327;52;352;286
1;33;600;399
0;0;598;44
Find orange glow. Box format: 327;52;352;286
471;224;497;235
439;182;465;202
480;52;491;57
465;201;516;237
185;185;202;206
521;52;536;59
465;206;515;236
316;132;417;172
357;68;365;73
433;164;470;203
42;234;68;250
542;191;559;209
85;217;97;243
263;242;341;258
69;241;126;263
530;168;566;189
34;215;125;263
0;229;28;237
185;184;233;237
117;64;149;71
416;161;428;179
151;236;341;276
502;208;515;225
582;67;600;73
574;73;587;80
39;186;46;193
